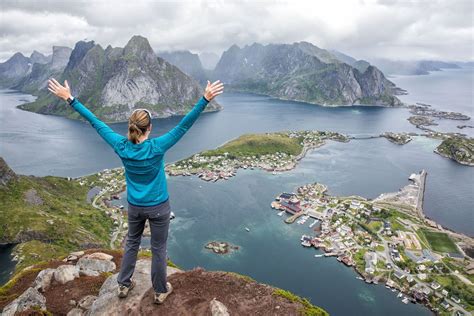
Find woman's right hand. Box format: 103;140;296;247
204;80;224;101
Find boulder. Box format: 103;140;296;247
67;308;85;316
89;260;181;315
78;295;97;310
54;265;79;284
1;287;46;316
70;250;85;257
84;252;113;261
77;256;116;277
32;268;56;292
210;298;230;316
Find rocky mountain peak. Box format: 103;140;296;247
65;41;95;71
0;157;17;186
29;51;50;64
123;35;155;61
51;46;73;70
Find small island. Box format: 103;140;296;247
381;132;413;145
407;115;438;128
166;131;349;182
205;241;239;255
434;136;474;166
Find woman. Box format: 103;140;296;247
47;78;224;304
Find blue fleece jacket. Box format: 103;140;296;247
70;96;209;206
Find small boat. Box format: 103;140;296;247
277;211;285;216
314;254;324;258
245;227;250;232
391;288;397;292
356;276;364;280
397;293;403;298
402;297;409;304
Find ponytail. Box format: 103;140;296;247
128;123;143;144
128;109;151;144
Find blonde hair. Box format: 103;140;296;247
128;109;151;144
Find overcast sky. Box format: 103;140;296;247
0;0;472;62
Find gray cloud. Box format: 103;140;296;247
0;0;472;62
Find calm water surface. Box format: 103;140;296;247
0;68;472;314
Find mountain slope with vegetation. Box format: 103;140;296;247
11;36;221;122
0;157;114;272
213;42;403;106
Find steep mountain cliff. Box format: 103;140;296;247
199;51;220;70
158;50;207;84
214;42;402;106
19;36;221;122
0;53;32;87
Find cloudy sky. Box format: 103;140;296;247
0;0;472;62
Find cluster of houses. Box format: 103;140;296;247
270;183;471;314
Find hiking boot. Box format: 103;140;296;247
117;280;135;298
154;282;173;304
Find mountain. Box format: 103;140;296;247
157;50;207;84
29;51;51;64
329;50;371;73
367;58;461;76
199;51;220;70
14;46;72;93
18;36;221;122
213;42;402;106
0;53;32;87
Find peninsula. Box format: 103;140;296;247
271;172;474;314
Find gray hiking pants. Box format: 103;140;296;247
117;199;171;293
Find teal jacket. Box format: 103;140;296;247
70;96;210;206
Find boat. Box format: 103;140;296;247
391;288;397;292
309;219;319;228
402;297;409;304
356;276;364;280
301;240;311;247
245;227;250;232
397;293;403;298
277;211;285;216
314;254;324;258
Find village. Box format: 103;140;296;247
270;173;474;315
166;130;349;182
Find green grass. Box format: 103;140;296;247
418;229;459;254
273;288;328;316
201;133;304;158
433;275;474;310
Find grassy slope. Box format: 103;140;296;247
0;175;113;271
201;133;304;158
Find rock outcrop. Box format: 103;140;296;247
213;41;402;106
18;35;222;122
1;250;328;315
0;157;17;187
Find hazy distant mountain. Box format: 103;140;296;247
366;58;461;76
157;50;207;84
214;42;402;106
329;50;370;73
19;36;221;122
15;46;72;93
29;50;51;64
199;52;220;70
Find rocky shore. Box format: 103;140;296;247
205;241;239;255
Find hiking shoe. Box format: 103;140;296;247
117;280;135;298
154;282;173;304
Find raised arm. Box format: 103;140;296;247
152;80;224;153
48;78;125;148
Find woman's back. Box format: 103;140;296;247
115;138;168;206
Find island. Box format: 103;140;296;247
166;131;349;181
434;136;474;166
271;171;474;314
381;132;413;145
205;241;240;255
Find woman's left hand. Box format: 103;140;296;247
48;78;72;101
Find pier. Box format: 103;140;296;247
285;211;306;224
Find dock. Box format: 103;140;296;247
285;211;305;224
